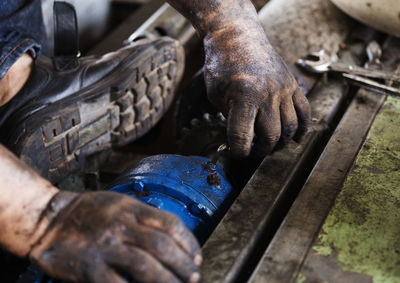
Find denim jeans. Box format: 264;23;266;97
0;0;46;81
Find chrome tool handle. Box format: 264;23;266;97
342;73;400;98
330;62;400;82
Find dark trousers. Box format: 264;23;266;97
0;0;46;81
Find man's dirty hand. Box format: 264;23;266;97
203;24;311;158
29;191;201;283
166;0;311;158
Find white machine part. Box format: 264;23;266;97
41;0;111;53
330;0;400;37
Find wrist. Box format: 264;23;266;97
28;191;78;257
201;10;268;49
0;144;61;257
202;16;272;56
168;0;259;37
0;182;59;257
202;7;259;36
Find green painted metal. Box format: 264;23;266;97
313;96;400;282
296;273;307;283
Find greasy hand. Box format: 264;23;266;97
203;24;311;158
29;191;201;283
165;0;311;158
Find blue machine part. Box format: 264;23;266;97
17;154;235;283
107;154;235;242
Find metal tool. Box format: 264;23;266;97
364;40;382;69
210;143;228;166
297;49;400;97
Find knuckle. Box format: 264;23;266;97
296;93;310;107
229;136;252;154
285;82;298;94
167;214;185;235
229;131;252;145
266;134;280;145
275;79;297;95
229;137;252;158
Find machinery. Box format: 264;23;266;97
108;154;236;243
330;0;400;37
17;153;236;283
5;0;400;282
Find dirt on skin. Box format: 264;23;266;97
166;0;311;158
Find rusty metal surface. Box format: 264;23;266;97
300;95;400;283
248;37;400;283
248;87;386;283
249;38;400;283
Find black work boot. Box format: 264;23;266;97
0;3;185;183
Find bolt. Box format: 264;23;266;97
204;161;217;173
216;112;226;122
203;113;211;122
210;143;229;165
134;181;145;192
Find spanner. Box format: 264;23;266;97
297;49;400;97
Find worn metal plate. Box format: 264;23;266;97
249;88;386;283
298;95;400;283
249;37;400;283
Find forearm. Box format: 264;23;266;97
0;144;58;257
165;0;261;36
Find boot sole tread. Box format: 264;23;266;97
16;39;184;183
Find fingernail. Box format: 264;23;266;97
194;254;203;266
190;272;201;283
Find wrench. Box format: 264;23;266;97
297;49;400;97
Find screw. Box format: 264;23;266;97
204;161;217;173
134;181;144;192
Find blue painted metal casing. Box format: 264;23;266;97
107;154;234;243
17;154;234;283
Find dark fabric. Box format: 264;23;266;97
54;1;78;57
0;0;46;81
